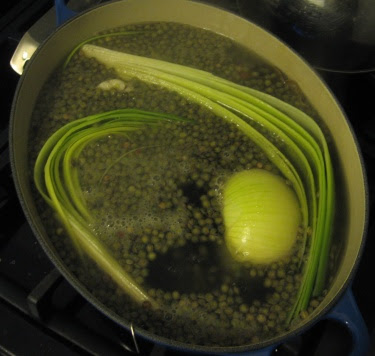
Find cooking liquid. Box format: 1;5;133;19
29;21;332;347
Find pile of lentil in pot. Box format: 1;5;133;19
29;22;329;347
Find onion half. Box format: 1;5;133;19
223;169;301;264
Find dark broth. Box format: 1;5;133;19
29;22;328;347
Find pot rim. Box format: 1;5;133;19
9;0;369;352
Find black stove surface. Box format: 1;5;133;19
1;1;375;355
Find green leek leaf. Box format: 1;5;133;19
34;109;191;307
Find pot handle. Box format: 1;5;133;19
228;288;369;356
324;288;370;356
10;0;77;75
10;0;101;74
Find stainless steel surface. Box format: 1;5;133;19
130;323;140;354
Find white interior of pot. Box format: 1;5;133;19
11;0;367;349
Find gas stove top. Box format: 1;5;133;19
1;1;375;355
